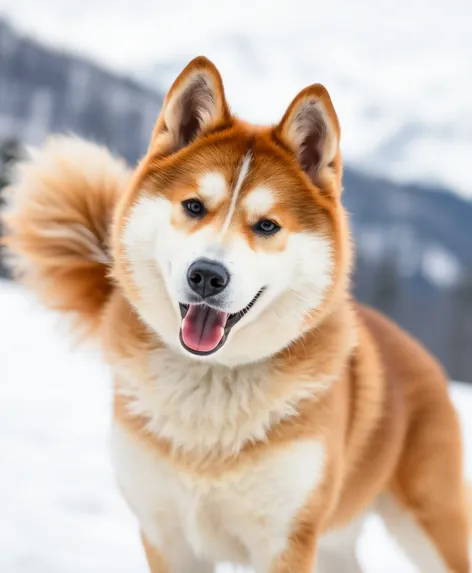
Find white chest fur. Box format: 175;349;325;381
111;423;325;572
115;348;331;457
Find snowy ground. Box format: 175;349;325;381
1;279;471;572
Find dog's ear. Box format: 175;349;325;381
150;56;231;156
275;84;341;195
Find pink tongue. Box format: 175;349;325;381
181;305;229;352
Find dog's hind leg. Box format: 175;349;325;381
376;397;470;573
376;491;469;573
315;518;365;573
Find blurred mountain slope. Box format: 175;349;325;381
1;18;472;379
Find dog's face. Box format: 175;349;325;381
115;57;348;366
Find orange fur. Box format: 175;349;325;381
2;57;470;573
2;136;131;334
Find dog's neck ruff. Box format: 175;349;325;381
114;346;335;458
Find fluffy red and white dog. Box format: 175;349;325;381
3;57;470;572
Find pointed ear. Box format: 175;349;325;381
275;84;341;193
150;56;231;156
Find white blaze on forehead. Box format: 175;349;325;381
219;152;252;238
198;172;227;208
243;186;275;217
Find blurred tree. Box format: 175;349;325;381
371;254;401;317
450;267;472;381
0;137;22;278
0;137;22;191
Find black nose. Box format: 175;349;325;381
187;259;230;298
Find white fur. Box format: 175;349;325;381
121;191;334;366
243;186;275;217
37;224;109;264
121;195;181;352
376;493;451;572
164;71;219;141
198;172;227;208
287;98;337;171
219;152;252;237
111;422;325;571
115;345;334;456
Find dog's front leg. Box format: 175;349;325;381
141;533;168;573
141;531;213;573
252;520;320;573
274;528;320;573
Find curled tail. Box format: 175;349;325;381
2;135;132;334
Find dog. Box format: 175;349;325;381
3;56;470;572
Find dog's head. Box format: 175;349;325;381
113;57;350;366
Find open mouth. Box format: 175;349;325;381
178;289;264;356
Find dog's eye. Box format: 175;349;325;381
253;219;281;236
182;199;206;219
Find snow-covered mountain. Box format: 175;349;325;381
1;0;471;198
2;15;471;289
0;19;161;162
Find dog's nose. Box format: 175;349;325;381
187;259;230;298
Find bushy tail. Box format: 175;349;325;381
2;135;132;334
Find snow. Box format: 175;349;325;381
1;279;471;572
0;0;472;198
422;245;461;289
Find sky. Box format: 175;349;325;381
1;0;472;197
